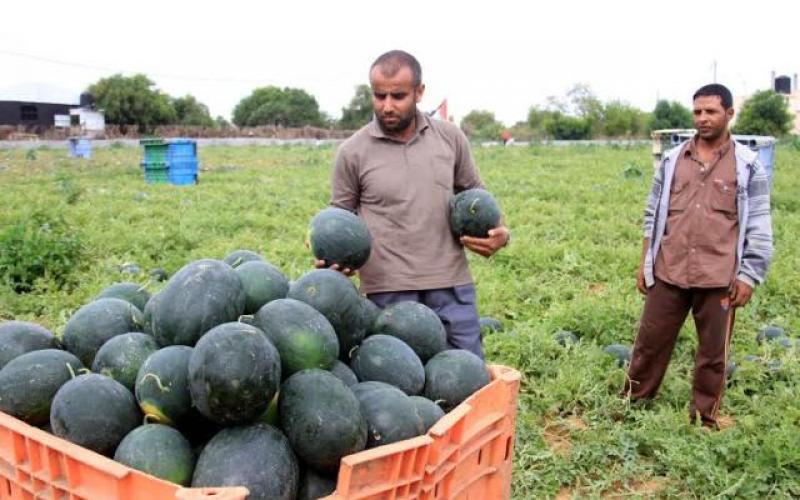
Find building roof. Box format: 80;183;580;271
0;82;80;105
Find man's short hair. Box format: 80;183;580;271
693;84;733;109
370;50;422;87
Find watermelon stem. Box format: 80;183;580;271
65;362;77;379
77;368;92;375
141;372;170;393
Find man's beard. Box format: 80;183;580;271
377;108;415;134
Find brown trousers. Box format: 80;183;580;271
625;279;735;427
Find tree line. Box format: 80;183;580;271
87;75;794;139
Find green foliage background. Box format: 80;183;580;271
0;143;798;497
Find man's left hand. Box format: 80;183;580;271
460;226;510;258
729;280;753;308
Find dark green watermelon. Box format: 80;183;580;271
309;207;372;270
96;282;151;312
554;330;579;346
298;467;337;500
351;380;406;399
330;360;358;387
135;346;193;426
114;424;195;486
0;349;83;425
63;298;144;366
359;297;381;335
149;268;169;282
351;335;425;395
235;261;290;314
287;269;365;360
144;259;246;346
192;423;299;499
409;395;445;432
355;388;425;449
279;369;367;474
449;188;502;238
222;249;264;268
373;301;447;363
92;332;158;391
423;349;490;412
252;298;338;378
0;320;59;369
603;343;631;367
756;326;786;344
188;322;281;425
479;316;503;334
50;373;142;456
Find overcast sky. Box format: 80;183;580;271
2;0;798;125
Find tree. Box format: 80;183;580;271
733;90;793;137
601;100;648;137
567;83;603;136
460;110;504;141
232;86;323;127
339;84;373;130
545;113;592;140
649;100;693;131
172;95;214;127
87;74;176;133
527;106;559;138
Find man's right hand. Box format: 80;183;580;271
314;258;355;277
636;266;648;295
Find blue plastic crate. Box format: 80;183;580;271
68;138;91;158
166;139;197;162
168;159;198;185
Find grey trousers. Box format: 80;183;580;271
367;284;484;359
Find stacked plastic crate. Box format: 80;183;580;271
140;139;170;184
140;139;199;185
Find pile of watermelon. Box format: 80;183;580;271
0;249;491;499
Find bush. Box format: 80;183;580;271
460;110;505;141
546;113;592;140
649;100;693;132
0;213;84;293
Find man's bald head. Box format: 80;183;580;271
370;50;422;87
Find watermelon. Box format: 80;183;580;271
287;269;365;360
351;380;405;399
253;298;338;378
449;188;502;238
92;332;158;391
149;268;169;282
554;330;579;346
188;322;281;425
330;360;358;387
135;346;193;426
222;249;264;268
309;207;372;270
50;373;142;456
63;298;144;366
279;369;367;473
96;282;151;312
0;349;83;425
423;349;490;412
0;320;59;369
355;387;425;449
409;395;445;432
359;297;381;335
603;344;631;367
479;316;504;334
114;424;195;486
351;335;425;395
144;259;246;346
756;326;786;344
235;260;289;314
298;468;337;500
192;423;299;499
372;301;447;363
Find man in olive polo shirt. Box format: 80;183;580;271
323;50;509;359
626;84;773;428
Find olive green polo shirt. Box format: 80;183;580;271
331;111;483;293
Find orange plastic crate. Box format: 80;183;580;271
0;364;520;500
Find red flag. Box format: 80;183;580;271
438;99;448;121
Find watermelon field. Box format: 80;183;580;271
1;142;799;497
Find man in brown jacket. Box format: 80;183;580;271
626;84;774;428
323;50;510;358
